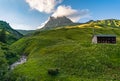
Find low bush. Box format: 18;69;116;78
48;68;59;76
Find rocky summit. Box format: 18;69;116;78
42;16;74;30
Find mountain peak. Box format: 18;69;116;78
42;16;74;30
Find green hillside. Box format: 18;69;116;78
75;19;120;29
93;19;120;28
0;21;23;80
0;42;19;81
45;19;120;30
0;21;23;44
9;26;120;81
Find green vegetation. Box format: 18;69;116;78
93;19;120;28
9;26;120;81
78;19;120;28
0;47;8;80
0;19;120;80
0;28;6;43
0;21;23;80
0;42;19;81
0;21;23;44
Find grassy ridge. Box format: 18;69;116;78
0;21;23;44
10;27;120;81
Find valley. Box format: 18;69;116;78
1;0;120;81
1;19;120;81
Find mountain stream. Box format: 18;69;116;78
10;55;27;70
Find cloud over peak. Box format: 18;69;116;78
26;0;62;13
52;5;90;22
26;0;90;22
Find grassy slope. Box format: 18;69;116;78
0;21;23;44
66;19;120;29
10;27;120;81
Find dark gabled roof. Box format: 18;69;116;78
94;34;116;37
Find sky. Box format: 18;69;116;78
0;0;120;30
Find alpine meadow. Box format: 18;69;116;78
0;0;120;81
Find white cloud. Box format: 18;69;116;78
52;5;90;22
10;23;35;30
26;0;62;13
25;0;90;28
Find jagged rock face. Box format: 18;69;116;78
42;16;74;29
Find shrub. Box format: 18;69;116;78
48;68;59;76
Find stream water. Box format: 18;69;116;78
10;55;27;70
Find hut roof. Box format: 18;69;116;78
94;34;116;37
